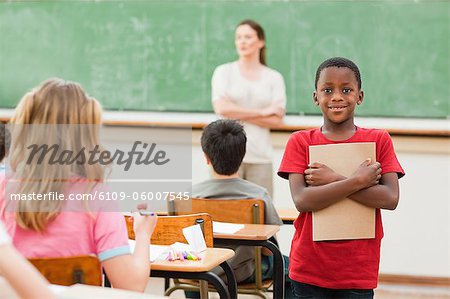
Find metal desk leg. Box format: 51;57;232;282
151;270;230;299
200;271;230;299
219;261;237;299
214;239;284;299
103;271;111;288
164;277;170;291
262;240;285;299
199;280;209;299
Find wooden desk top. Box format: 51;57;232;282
213;224;280;241
277;209;299;222
150;247;234;272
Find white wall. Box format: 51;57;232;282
103;126;450;278
378;148;450;277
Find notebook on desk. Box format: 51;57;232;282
213;221;244;234
309;142;376;241
128;240;168;262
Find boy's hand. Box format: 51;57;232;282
132;212;158;240
304;162;344;186
352;159;382;189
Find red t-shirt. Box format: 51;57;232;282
278;127;404;289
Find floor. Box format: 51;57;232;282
144;278;450;298
375;283;450;299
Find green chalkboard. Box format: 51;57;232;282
0;1;448;118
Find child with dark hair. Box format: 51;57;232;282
200;119;247;176
188;119;293;298
0;123;10;165
279;57;404;298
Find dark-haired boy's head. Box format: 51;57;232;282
0;123;11;162
201;119;246;175
315;57;362;90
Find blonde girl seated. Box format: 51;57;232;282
0;78;157;292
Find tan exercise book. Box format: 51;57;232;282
309;142;376;241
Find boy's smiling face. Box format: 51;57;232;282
313;66;364;125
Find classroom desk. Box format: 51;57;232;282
150;248;237;299
277;209;299;225
213;224;285;299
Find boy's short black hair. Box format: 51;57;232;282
315;57;362;89
0;123;11;162
201;119;246;175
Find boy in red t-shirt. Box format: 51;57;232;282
278;57;404;299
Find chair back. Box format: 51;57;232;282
28;255;101;286
174;198;265;224
125;213;214;247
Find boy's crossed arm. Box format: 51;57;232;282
290;160;399;212
346;172;399;210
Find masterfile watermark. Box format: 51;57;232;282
3;124;193;212
26;141;170;171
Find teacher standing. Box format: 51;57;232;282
211;19;287;198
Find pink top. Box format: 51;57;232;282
0;175;130;262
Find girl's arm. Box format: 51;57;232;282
0;245;55;299
102;213;157;292
290;160;381;212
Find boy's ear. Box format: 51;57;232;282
312;91;319;105
203;152;211;165
357;90;364;105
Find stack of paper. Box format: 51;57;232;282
169;242;192;251
213;221;244;234
182;224;207;252
128;240;169;262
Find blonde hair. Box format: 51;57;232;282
9;78;104;232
